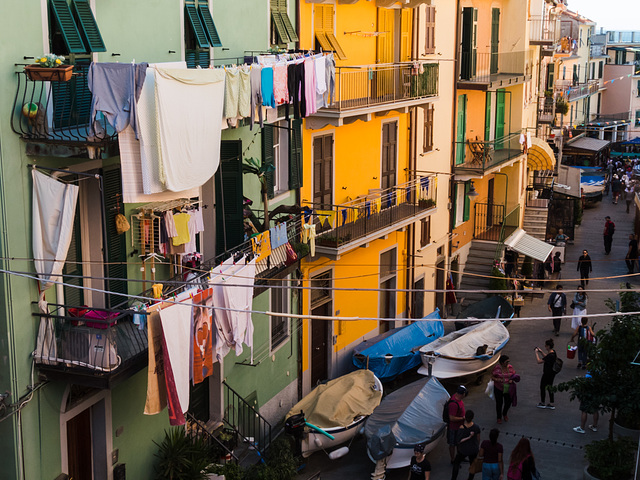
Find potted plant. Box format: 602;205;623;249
418;198;436;209
24;54;74;82
555;289;640;479
153;428;217;480
555;97;569;116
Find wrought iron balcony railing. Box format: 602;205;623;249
529;16;561;44
555;79;599;102
458;50;526;86
303;175;437;252
11;63;116;146
454;132;524;175
538;96;555;124
33;303;148;388
320;62;438;112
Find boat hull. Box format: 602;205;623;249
367;428;445;469
301;416;366;457
418;352;501;378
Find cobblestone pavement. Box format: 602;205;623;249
296;195;634;480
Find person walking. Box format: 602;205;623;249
408;443;431;480
625;181;635;213
451;410;481;480
570;285;587;331
572;372;599;434
491;355;516;424
552;252;562;280
626;233;638;274
535;339;558;409
603;216;615;255
577;250;592;287
547;285;566;336
478;428;504;480
447;386;468;463
611;175;622;204
570;317;595;369
507;438;537;480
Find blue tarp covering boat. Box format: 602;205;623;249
352;310;444;382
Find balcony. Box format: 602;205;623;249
453;132;524;176
555;79;599;102
307;62;438;129
458;51;527;91
304;175;437;260
538;96;555;124
529;16;560;45
11;63;117;153
33;303;148;389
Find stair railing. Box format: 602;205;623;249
185;412;239;464
222;381;272;455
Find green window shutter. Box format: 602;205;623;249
50;0;86;53
262;125;276;199
72;0;106;52
102;167;128;308
484;92;491;141
185;50;196;69
452;183;458;225
278;0;299;43
215;141;244;255
463;183;470;222
289;119;303;189
52;60;92;128
185;3;210;48
272;11;291;44
198;2;222;47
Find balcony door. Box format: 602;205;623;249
381;121;398;197
310;271;332;386
460;8;477;80
313;134;333;209
490;9;500;74
495;89;506;149
379;248;397;333
456;95;467;165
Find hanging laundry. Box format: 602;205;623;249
210;258;241;361
192;288;214;384
160;327;185;426
315;55;327;109
270;222;288;249
221;258;257;359
238;65;251;118
304;58;317;115
223;67;240;119
172;212;191;246
316;210;336;229
88;62;148;137
163;211;178;237
144;307;168;415
251;231;272;263
183;208;204;254
261;66;276;108
326;54;336;106
287;62;306;119
250;65;263;129
273;63;289;105
154;67;225;192
159;302;193;417
303;223;317;256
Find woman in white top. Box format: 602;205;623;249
571;285;588;330
625;181;635;214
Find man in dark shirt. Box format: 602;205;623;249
577;250;593;287
547;285;566;336
603;216;615;255
447;386;467;463
627;234;639;274
408;443;431;480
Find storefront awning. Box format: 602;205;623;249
504;228;554;263
566;137;610;152
527;137;556;171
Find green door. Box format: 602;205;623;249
495;89;505;149
484;92;492;141
490;9;500;74
456;94;467;165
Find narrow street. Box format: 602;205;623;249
297;195;635;480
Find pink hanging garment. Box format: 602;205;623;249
273;63;289;105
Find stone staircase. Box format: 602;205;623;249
523;206;549;241
459;241;499;305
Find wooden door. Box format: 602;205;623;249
490;9;500;74
310;303;330;386
313;134;333;209
456;95;467;165
487;178;495;227
412;277;425;319
67;408;93;480
381;122;397;193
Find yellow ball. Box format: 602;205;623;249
22;103;38;119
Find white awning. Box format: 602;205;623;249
504;228;554;263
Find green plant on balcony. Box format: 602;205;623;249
555;98;569;116
243;157;275;231
317;233;352;247
418;198;436;209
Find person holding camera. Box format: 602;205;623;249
534;339;558;409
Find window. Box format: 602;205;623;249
271;0;298;47
637;80;640;97
599;61;603;78
270;278;290;351
262;120;303;198
590;62;595;80
185;0;222;68
615;50;625;65
49;0;106;55
424;5;436;55
379;248;397;332
423;105;434;153
562;66;566;80
636;110;640;126
420;217;431;247
313;134;333;208
314;5;346;60
382;121;398;191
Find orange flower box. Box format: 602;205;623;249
24;64;74;82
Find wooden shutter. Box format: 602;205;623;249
484;92;492;141
72;0;106;52
185;3;210;48
452;183;458;224
313;134;333;208
289;119;303;190
278;0;299;43
424;5;436;55
490;8;500;74
455;94;467;165
262;125;276;199
463;183;471;222
52;60;91;129
50;0;86;53
271;0;291;45
63;189;84;306
102;167;128;308
381;122;397;190
420;217;431;247
400;9;412;62
215;141;244;255
198;1;222;47
423;105;433;153
315;5;345;59
377;8;394;64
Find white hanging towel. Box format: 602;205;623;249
159;302;193;414
221;259;257;359
154;67;226;192
209;258;239;361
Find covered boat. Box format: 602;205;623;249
352;309;444;382
285;369;383;458
418;320;510;378
365;376;449;471
454;296;514;330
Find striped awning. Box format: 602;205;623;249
504;228;554;263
